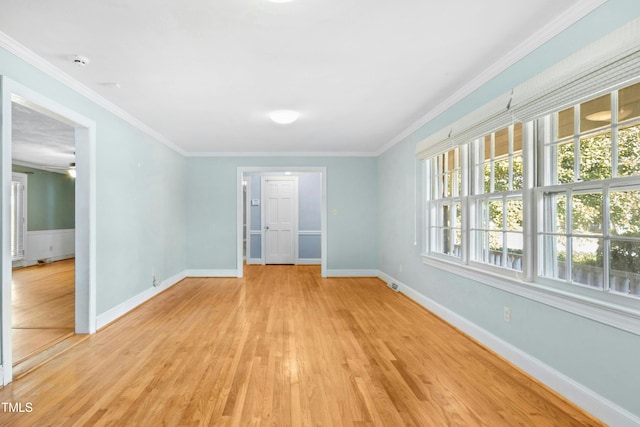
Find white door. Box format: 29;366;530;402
263;176;298;264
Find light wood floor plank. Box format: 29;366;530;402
0;265;603;426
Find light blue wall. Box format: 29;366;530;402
245;171;322;260
186;156;377;271
0;48;187;316
378;0;640;418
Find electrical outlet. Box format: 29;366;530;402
503;306;511;323
399;263;403;273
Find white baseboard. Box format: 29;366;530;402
185;269;239;277
22;254;74;267
377;271;640;427
325;269;379;277
296;258;321;265
96;271;186;330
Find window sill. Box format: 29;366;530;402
421;254;640;336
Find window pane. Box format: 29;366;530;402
571;237;603;288
609;239;640;296
618;124;640;177
495;128;509;157
619;81;640;123
454;203;462;228
489;231;503;266
442;228;452;255
512;154;523;190
506;198;523;231
513;123;523;152
581;94;611;133
475;231;488;263
557;141;574;183
484;135;492;160
483;161;491;193
545;192;566;233
506;232;523;271
489;200;503;230
558;107;574;139
453;229;462;256
541;234;568;280
579;131;611;181
445;172;453;197
446;149;455;172
610;188;640;236
494;158;510;192
572;192;603;235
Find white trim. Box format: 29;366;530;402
379;270;640;427
379;0;608;157
325;269;379;277
185;269;239;277
1;77;97;384
422;255;640;336
248;258;263;265
237;167;328;278
0;31;184;157
298;230;322;235
22;255;74;268
296;258;321;265
188;151;375;158
96;271;186;330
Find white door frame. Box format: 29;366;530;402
1;77;97;385
237;167;327;277
261;176;298;265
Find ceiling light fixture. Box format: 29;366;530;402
269;110;300;125
585;108;631;122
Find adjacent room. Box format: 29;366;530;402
0;0;639;425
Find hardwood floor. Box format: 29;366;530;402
12;259;75;364
0;265;603;426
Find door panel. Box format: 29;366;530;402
264;177;298;264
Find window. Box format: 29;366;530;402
426;146;465;260
470;124;525;272
538;82;640;297
423;81;640;300
11;173;27;261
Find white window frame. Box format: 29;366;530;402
419;19;640;336
10;172;27;262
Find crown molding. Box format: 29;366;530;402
186;151;377;158
375;0;608;157
0;31;186;156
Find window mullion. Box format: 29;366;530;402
603;184;611;292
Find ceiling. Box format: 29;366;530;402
0;0;601;156
12;103;75;170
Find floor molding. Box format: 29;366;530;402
96;271;186;330
377;271;640;427
325;269;379;277
185;269;239;278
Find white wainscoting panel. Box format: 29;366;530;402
26;229;75;265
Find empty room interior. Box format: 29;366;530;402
1;0;640;425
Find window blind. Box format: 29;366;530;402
417;15;640;159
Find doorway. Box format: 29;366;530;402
10;101;77;372
1;77;97;385
237;167;327;277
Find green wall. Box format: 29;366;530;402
12;165;75;231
